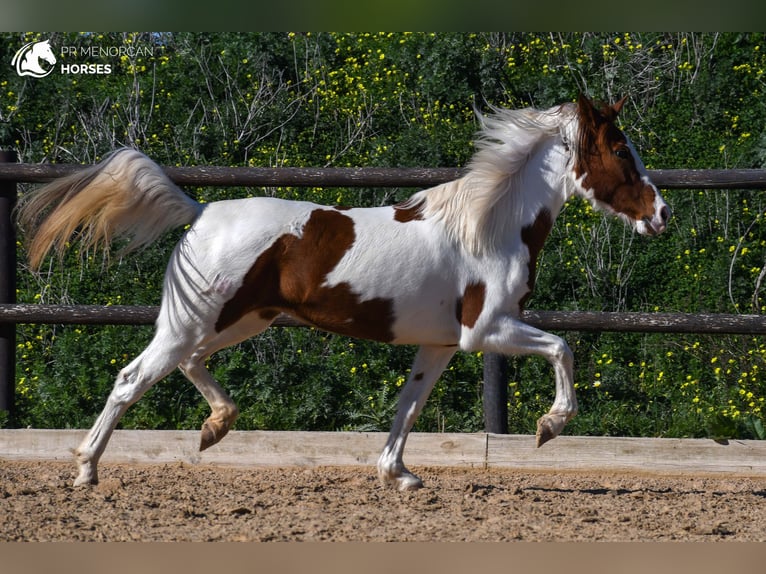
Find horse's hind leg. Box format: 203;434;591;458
73;329;195;486
178;313;274;451
181;358;238;452
377;345;456;491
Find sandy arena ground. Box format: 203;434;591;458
2;460;766;542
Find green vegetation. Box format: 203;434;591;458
3;32;766;439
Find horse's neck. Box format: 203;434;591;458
512;137;572;225
413;134;573;255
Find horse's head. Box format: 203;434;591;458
572;94;670;236
35;40;56;65
13;40;57;78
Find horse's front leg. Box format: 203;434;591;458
467;315;578;447
534;335;577;447
377;345;456;491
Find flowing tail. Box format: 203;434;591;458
17;148;202;270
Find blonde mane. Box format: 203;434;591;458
402;103;576;254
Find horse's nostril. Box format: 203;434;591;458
660;205;671;223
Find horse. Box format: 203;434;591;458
12;40;57;78
18;95;670;491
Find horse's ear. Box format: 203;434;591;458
577;93;599;127
578;93;625;129
577;93;593;112
611;95;628;115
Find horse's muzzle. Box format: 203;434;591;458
642;204;671;236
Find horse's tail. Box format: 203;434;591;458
18;148;202;271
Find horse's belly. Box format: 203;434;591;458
274;289;459;346
390;312;460;346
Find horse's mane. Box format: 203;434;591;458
400;103;576;254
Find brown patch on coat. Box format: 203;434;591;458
456;281;486;328
216;209;396;342
574;95;656;222
518;208;552;311
393;200;425;223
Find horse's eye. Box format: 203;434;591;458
615;148;630;160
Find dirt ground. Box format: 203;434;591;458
2;459;766;542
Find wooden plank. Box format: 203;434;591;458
0;303;159;325
404;432;487;467
486;434;766;476
0;163;463;187
164;166;464;188
5;305;766;336
0;430;486;469
524;310;766;334
0;304;301;327
3;430;766;476
3;162;766;189
651;168;766;189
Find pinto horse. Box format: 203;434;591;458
19;95;670;490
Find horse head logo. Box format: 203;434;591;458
11;40;57;78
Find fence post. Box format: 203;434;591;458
482;352;508;434
0;150;17;426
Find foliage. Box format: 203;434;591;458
3;32;766;440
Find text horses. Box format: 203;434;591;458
19;95;670;490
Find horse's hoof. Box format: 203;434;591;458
72;455;98;486
535;416;557;447
73;470;98;487
73;477;96;487
199;420;229;451
397;474;424;491
378;468;424;491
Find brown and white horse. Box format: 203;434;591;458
19;95;670;490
